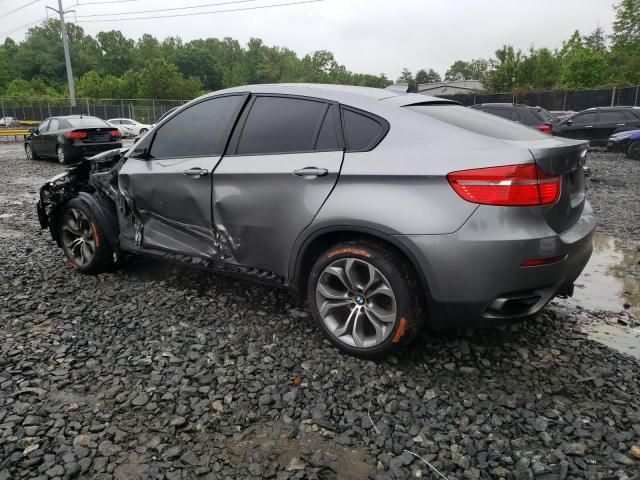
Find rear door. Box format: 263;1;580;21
594;110;628;144
118;94;247;258
212;95;344;276
44;118;62;156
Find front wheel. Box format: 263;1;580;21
25;143;39;160
627;141;640;160
58;197;115;274
139;128;148;135
307;241;425;358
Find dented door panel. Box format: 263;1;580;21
118;155;224;258
212;151;343;276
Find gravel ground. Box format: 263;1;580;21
1;142;639;480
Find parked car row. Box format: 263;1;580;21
474;103;640;160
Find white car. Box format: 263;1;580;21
107;118;151;137
107;121;135;138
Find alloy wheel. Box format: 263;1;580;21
57;146;65;164
61;208;96;267
315;258;397;348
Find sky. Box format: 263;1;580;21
1;0;617;80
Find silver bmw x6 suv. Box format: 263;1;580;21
37;84;595;357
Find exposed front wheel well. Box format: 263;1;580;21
293;229;430;304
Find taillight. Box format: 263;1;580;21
537;124;552;135
522;254;567;267
447;164;561;206
66;131;88;140
110;129;121;138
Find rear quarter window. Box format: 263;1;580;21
408;105;548;140
341;108;388;152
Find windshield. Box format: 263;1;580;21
408;105;548;140
66;117;111;128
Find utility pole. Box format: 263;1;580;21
48;1;76;107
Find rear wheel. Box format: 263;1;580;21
307;240;424;357
57;145;67;165
626;141;640;160
59;197;115;274
25;143;38;160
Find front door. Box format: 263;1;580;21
560;111;598;142
212;95;344;277
31;119;50;157
118;94;247;258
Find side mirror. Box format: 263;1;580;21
566;119;573;126
29;127;37;134
130;146;148;159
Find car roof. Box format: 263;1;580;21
53;115;103;119
472;103;537;109
202;83;457;108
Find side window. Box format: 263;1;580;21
572;112;597;125
123;120;134;125
49;119;60;131
600;111;626;123
235;96;327;155
150;95;243;159
110;120;120;125
489;109;512;120
622;110;639;121
511;110;521;122
314;105;340;151
39;119;50;132
342;108;388;152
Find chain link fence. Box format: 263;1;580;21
0;97;188;124
436;85;640;112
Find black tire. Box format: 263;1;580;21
626;140;640;160
25;143;39;160
307;240;425;358
139;128;148;135
58;197;115;274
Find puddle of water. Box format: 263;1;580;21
582;323;640;360
568;233;640;315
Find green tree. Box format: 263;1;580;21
96;30;135;76
137;58;202;99
415;68;441;84
559;31;609;87
517;48;561;89
444;59;489;81
485;45;523;91
610;0;640;84
76;71;103;98
396;68;417;91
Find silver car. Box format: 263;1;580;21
37;84;594;357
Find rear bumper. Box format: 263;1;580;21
64;142;122;161
395;201;596;329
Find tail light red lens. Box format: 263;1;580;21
537;124;552;135
66;131;88;140
110;129;121;138
447;164;561;206
522;254;567;267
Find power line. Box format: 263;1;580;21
78;0;140;4
0;16;45;38
75;0;323;23
76;0;260;18
0;0;40;18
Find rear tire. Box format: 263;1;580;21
626;141;640;160
307;240;425;358
57;145;67;165
58;197;115;274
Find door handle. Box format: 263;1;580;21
292;167;328;177
617;123;626;126
585;125;593;129
182;168;209;178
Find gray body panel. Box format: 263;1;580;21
212;151;343;276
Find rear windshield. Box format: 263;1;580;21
66;117;110;128
533;107;555;124
407;105;548;140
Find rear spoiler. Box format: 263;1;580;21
385;83;410;93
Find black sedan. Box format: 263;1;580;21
25;115;122;164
